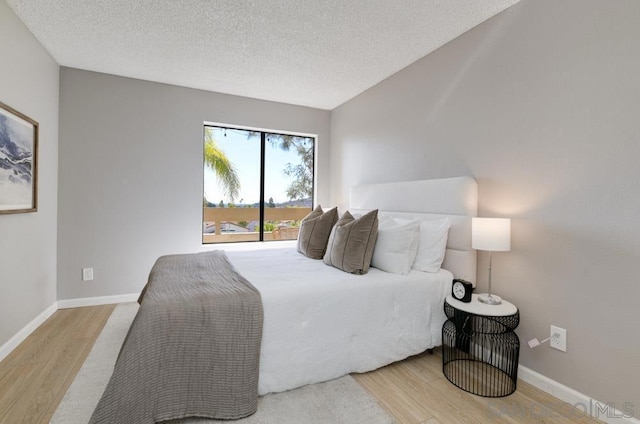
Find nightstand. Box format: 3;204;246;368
442;294;520;397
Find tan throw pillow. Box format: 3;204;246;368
323;210;379;275
297;205;339;259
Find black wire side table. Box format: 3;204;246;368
442;294;520;397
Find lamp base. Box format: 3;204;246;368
477;293;502;305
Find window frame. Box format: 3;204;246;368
202;122;317;244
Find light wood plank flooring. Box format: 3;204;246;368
0;304;601;424
0;304;115;424
354;350;602;423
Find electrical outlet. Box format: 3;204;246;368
550;325;567;352
82;267;94;281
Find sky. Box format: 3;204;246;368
203;127;312;205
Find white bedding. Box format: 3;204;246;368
226;246;453;395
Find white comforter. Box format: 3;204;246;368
226;246;453;395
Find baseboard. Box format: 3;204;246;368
0;294;139;364
0;302;58;362
57;293;139;309
519;365;639;423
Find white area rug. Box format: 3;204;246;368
51;303;395;424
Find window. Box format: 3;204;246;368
203;124;315;243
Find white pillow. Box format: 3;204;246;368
371;217;420;274
412;218;451;273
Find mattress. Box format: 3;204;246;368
226;246;453;395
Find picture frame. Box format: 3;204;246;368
0;101;38;214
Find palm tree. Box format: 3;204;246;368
204;129;240;203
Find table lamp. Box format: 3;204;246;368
472;217;511;305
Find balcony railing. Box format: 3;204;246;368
203;207;311;243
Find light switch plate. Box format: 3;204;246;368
82;267;94;281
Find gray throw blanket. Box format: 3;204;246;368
90;251;264;423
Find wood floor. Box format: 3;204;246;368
0;304;600;424
0;304;115;424
354;351;602;423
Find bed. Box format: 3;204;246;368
91;176;478;423
230;175;478;395
228;248;451;395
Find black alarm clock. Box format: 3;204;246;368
452;279;473;303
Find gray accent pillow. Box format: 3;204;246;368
297;205;338;259
323;210;379;275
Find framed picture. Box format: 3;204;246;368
0;101;38;214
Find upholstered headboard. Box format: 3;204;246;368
349;176;478;283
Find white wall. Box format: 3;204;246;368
57;68;331;300
330;0;639;410
0;2;59;347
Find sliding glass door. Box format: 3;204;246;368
203;125;315;243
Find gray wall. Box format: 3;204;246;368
0;3;59;346
58;68;331;300
330;0;639;408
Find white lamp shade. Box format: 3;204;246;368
472;217;511;251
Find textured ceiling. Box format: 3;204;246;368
7;0;520;110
